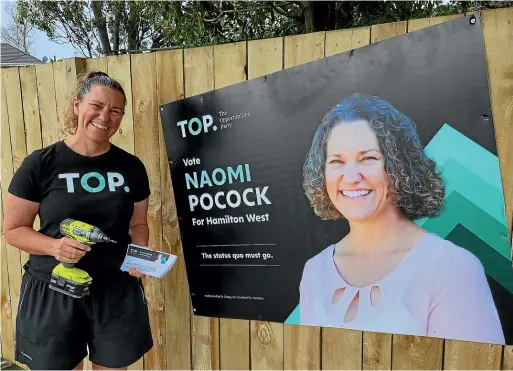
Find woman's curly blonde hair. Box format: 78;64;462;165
303;93;445;221
62;70;127;135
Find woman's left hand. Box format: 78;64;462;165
127;244;155;279
128;266;147;279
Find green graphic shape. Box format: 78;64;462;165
285;123;512;325
445;223;513;294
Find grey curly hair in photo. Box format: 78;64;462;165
302;93;445;221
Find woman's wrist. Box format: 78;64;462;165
129;224;149;246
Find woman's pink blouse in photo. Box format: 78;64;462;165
299;233;505;345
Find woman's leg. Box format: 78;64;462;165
86;274;153;369
15;273;89;370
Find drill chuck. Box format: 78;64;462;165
88;228;117;243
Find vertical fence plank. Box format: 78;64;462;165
352;27;371;50
325;26;370;57
0;72;16;364
4;68;28;174
212;41;251;371
366;20;430;371
407;18;431;33
323;26;367;371
18;66;42;272
364;20;406;371
1;196;15;361
371;21;407;43
392;336;443;370
19;67;42;155
399;15;477;370
35;63;59;147
104;54;142;371
184;46;215;98
184;45;220;371
247;36;284;371
284;32;325;68
82;54;131;371
155;49;191;370
283;31;324;371
284;326;321;370
323;329;363;370
2;68;25;359
325;29;352;57
503;346;513;370
17;66;39;294
85;57;108;73
214;41;247;87
251;320;284;371
481;7;513;232
38;62;95;371
52;59;68;139
107;55;135;154
131;52;166;371
248;37;283;79
444;341;502;370
53;58;87;140
444;9;512;370
363;332;392;370
440;8;513;371
105;54;141;370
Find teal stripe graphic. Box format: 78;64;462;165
417;161;510;260
423;123;504;194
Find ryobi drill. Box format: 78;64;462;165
49;218;116;299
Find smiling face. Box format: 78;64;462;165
325;119;394;222
73;84;125;144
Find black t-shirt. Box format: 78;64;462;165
8;140;151;283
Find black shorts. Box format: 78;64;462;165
15;271;153;370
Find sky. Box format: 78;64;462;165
1;0;79;61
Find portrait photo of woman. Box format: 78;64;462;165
299;93;505;345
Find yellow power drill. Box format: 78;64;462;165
49;218;116;298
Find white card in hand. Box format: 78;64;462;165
120;244;177;278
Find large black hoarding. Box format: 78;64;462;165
160;15;513;345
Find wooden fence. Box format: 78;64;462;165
1;8;512;370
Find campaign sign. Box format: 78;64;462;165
160;15;513;345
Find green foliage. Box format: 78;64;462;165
14;0;513;58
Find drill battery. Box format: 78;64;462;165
49;263;93;299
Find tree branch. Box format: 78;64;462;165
269;1;304;21
203;4;270;23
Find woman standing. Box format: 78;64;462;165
4;71;154;369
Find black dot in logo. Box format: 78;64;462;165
213;125;218;131
124;186;130;193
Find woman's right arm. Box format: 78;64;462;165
4;193;90;264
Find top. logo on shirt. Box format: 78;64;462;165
58;172;130;193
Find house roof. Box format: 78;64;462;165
1;43;43;67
